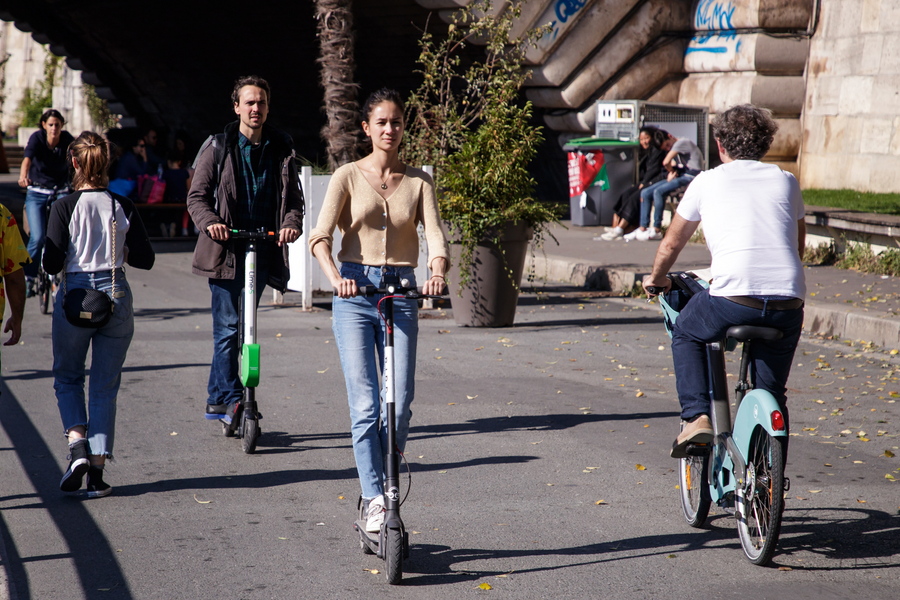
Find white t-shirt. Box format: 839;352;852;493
672;138;703;171
676;160;805;299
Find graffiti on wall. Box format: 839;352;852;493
542;0;587;45
687;0;741;58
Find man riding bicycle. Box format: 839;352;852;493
641;104;806;459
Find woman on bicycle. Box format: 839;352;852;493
43;131;155;497
18;109;75;293
309;88;449;532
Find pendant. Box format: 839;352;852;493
381;183;388;190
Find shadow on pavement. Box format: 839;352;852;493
0;382;136;599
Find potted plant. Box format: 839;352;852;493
403;0;561;327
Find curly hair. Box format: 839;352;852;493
712;104;778;161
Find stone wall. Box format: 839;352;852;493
0;23;93;138
801;0;900;192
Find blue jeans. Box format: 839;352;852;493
671;290;803;423
639;174;695;229
206;253;270;407
53;271;134;458
332;263;418;499
24;188;54;277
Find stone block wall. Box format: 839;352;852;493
801;0;900;192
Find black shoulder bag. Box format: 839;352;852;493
62;194;119;328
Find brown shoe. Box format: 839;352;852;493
670;415;714;458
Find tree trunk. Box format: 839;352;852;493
315;0;360;171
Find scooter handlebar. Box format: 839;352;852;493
359;283;447;299
227;228;277;240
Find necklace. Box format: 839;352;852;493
379;170;390;190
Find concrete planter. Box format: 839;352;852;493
447;221;534;328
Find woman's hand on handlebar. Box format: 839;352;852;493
422;274;446;296
642;274;671;297
333;278;359;299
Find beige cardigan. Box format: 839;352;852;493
308;162;450;269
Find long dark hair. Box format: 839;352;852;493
70;131;110;190
361;88;404;123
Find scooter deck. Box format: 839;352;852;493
355;519;381;555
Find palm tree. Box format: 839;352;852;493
315;0;360;171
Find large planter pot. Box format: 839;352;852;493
447;221;534;327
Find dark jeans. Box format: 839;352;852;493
671;290;803;423
206;250;271;407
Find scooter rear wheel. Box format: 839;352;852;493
384;528;403;584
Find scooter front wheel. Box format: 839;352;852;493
384;528;403;585
241;413;260;454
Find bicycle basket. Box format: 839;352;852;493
657;272;709;338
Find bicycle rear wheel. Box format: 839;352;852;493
679;451;710;527
38;270;51;315
737;429;785;565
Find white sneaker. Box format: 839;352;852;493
365;495;385;533
637;228;662;241
600;227;624;241
623;229;643;242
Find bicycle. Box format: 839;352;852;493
353;274;444;585
219;227;275;454
28;186;68;315
649;272;789;566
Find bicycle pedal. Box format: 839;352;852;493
685;443;711;456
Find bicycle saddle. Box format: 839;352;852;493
726;325;783;342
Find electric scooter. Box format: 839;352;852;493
221;227;275;454
353;274;444;585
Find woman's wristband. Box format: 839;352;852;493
430;274;445;280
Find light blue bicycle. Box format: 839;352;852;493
650;272;789;566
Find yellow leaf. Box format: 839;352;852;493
595;499;607;505
778;567;793;571
857;499;867;503
170;431;178;436
809;490;822;493
193;494;212;504
448;402;456;405
466;395;478;400
643;424;650;428
278;536;288;540
885;450;896;458
317;368;329;374
479;583;493;590
636;464;646;471
338;496;345;500
635;391;645;398
886;473;897;480
853;461;865;464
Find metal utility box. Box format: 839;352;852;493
595;100;710;169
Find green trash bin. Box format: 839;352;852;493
564;138;639;227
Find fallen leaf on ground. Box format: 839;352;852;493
636;464;646;471
478;583;493;590
317;368;329;374
193;494;212;504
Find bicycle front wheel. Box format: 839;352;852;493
679;451;710;527
737;429;785;565
384;527;403;585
